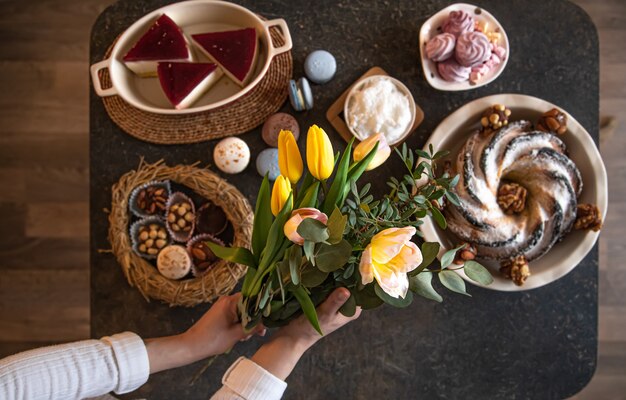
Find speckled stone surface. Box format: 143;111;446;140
90;1;599;399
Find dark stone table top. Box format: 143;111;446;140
90;1;599;398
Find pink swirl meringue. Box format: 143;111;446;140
437;58;471;82
426;33;456;62
442;10;474;37
455;31;492;67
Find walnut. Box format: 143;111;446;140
497;182;527;214
480;104;512;134
537;108;567;135
574;203;602;232
453;243;477;265
500;255;530;286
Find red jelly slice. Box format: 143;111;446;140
157;62;218;106
124;14;189;61
192;28;257;84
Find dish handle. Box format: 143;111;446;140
262;18;293;59
90;58;118;97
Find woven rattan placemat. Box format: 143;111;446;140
98;27;292;144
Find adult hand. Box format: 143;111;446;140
251;287;361;380
184;293;266;357
146;293;265;374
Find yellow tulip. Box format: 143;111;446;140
306;125;334;180
284;208;328;245
278;130;303;184
271;175;292;216
359;227;423;299
353;133;391;171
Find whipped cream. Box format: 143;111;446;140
346;77;412;145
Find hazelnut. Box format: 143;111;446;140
453;243;477;265
145;239;154;248
177;218;186;228
537;108;567;135
149;230;158;239
167;213;176;223
139;244;147;253
177;207;187;217
147;248;158;255
480;104;512;135
139;231;149;241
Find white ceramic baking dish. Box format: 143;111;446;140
90;0;292;114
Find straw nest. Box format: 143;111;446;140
108;159;253;307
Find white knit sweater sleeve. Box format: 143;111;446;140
211;357;287;400
0;331;149;400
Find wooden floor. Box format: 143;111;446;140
0;0;623;398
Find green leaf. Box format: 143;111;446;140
315;240;352;272
206;242;256;267
292;286;323;335
327;206;347;244
354;283;384;310
296;181;320;209
415;148;430;159
438;270;470;296
409;271;442;302
288;246;302;286
431;206;447;229
303;240;315;265
374;283;414;308
445;190;461;206
251;175;272;263
258;283;272;310
346;142;379;184
449;174;460;188
300;263;328;287
409;242;440;277
297;218;329;243
258;193;293;271
339;291;357;317
440;244;465;269
464;260;494;285
322;138;354;215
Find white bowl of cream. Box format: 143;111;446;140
344;75;416;145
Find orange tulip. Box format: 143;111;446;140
284;208;328;245
353;133;391;171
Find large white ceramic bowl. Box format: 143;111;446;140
420;94;608;291
419;3;509;91
90;0;292;114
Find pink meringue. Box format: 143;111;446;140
426;33;456;62
455;31;492;67
442;10;474;37
437;59;471;82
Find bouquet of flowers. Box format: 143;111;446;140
208;125;492;333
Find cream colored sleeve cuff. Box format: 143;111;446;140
101;331;150;394
213;356;287;400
